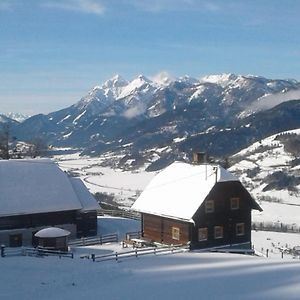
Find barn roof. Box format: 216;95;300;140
132;161;257;223
0;159;99;217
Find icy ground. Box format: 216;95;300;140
2;217;300;300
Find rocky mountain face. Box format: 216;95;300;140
11;73;300;170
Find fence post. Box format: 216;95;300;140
135;249;138;258
115;252;118;261
1;245;5;257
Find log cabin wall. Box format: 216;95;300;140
0;211;77;231
142;213;191;245
0;209;98;246
76;210;97;237
191;181;253;249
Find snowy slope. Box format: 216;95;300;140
230;128;300;204
2;217;300;300
230;128;300;226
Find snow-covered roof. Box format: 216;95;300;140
131;161;238;222
35;227;70;238
69;177;100;211
0;159;99;217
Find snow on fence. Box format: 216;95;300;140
68;233;118;247
252;221;300;234
1;245;74;258
98;209;141;220
91;244;190;263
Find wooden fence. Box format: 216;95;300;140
98;209;141;220
1;246;73;258
68;233;118;247
91;244;190;262
252;221;300;234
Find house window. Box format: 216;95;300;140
205;200;214;213
230;197;240;210
214;226;223;239
172;227;180;240
198;228;208;241
236;223;245;236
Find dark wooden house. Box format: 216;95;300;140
0;159;100;247
132;161;262;250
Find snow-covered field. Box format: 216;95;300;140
56;152;156;207
54;145;300;227
2;217;300;300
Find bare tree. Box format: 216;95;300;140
27;138;49;158
0;124;10;159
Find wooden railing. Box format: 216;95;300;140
68;233;118;247
252;221;300;234
91;244;190;262
98;209;141;221
1;246;73;258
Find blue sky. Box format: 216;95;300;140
1;0;300;114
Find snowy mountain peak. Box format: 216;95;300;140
4;112;29;123
102;74;128;89
118;75;154;99
200;73;239;86
136;74;152;83
177;75;199;85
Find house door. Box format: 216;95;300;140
9;234;22;247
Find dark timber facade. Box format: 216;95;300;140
0;210;97;247
141;181;261;250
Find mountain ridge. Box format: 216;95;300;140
8;73;300;170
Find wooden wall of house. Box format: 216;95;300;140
76;210;97;237
0;209;98;245
0;211;77;231
142;213;191;245
190;181;253;249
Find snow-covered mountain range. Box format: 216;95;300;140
0;113;29;124
9;73;300;170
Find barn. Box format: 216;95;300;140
0;159;100;247
132;160;262;250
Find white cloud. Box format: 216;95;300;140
251;89;300;112
150;71;175;86
123;104;145;119
123;0;221;13
42;0;105;15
